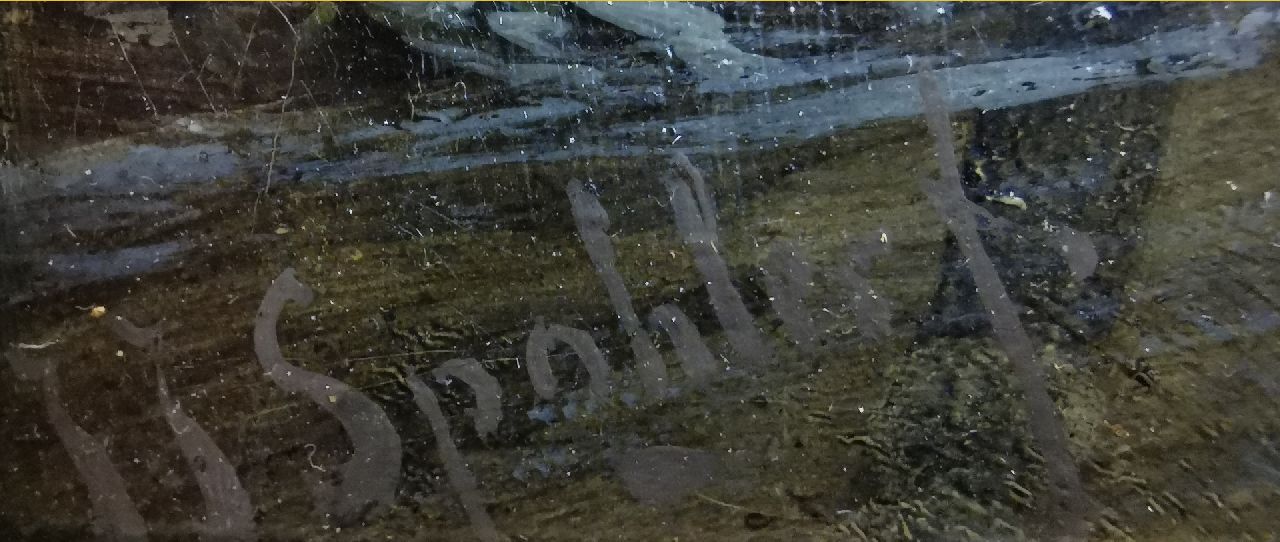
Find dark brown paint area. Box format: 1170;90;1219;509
2;3;1279;541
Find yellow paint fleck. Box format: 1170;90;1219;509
989;194;1028;210
1104;420;1131;438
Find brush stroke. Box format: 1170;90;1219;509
524;318;612;402
646;304;717;389
917;71;1091;539
109;316;256;541
835;235;895;342
567;179;668;399
664;153;774;367
42;364;148;541
610;445;720;506
157;370;257;541
761;241;819;351
1050;225;1099;281
432;358;504;438
252;268;401;524
108;315;163;351
405;373;502;542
